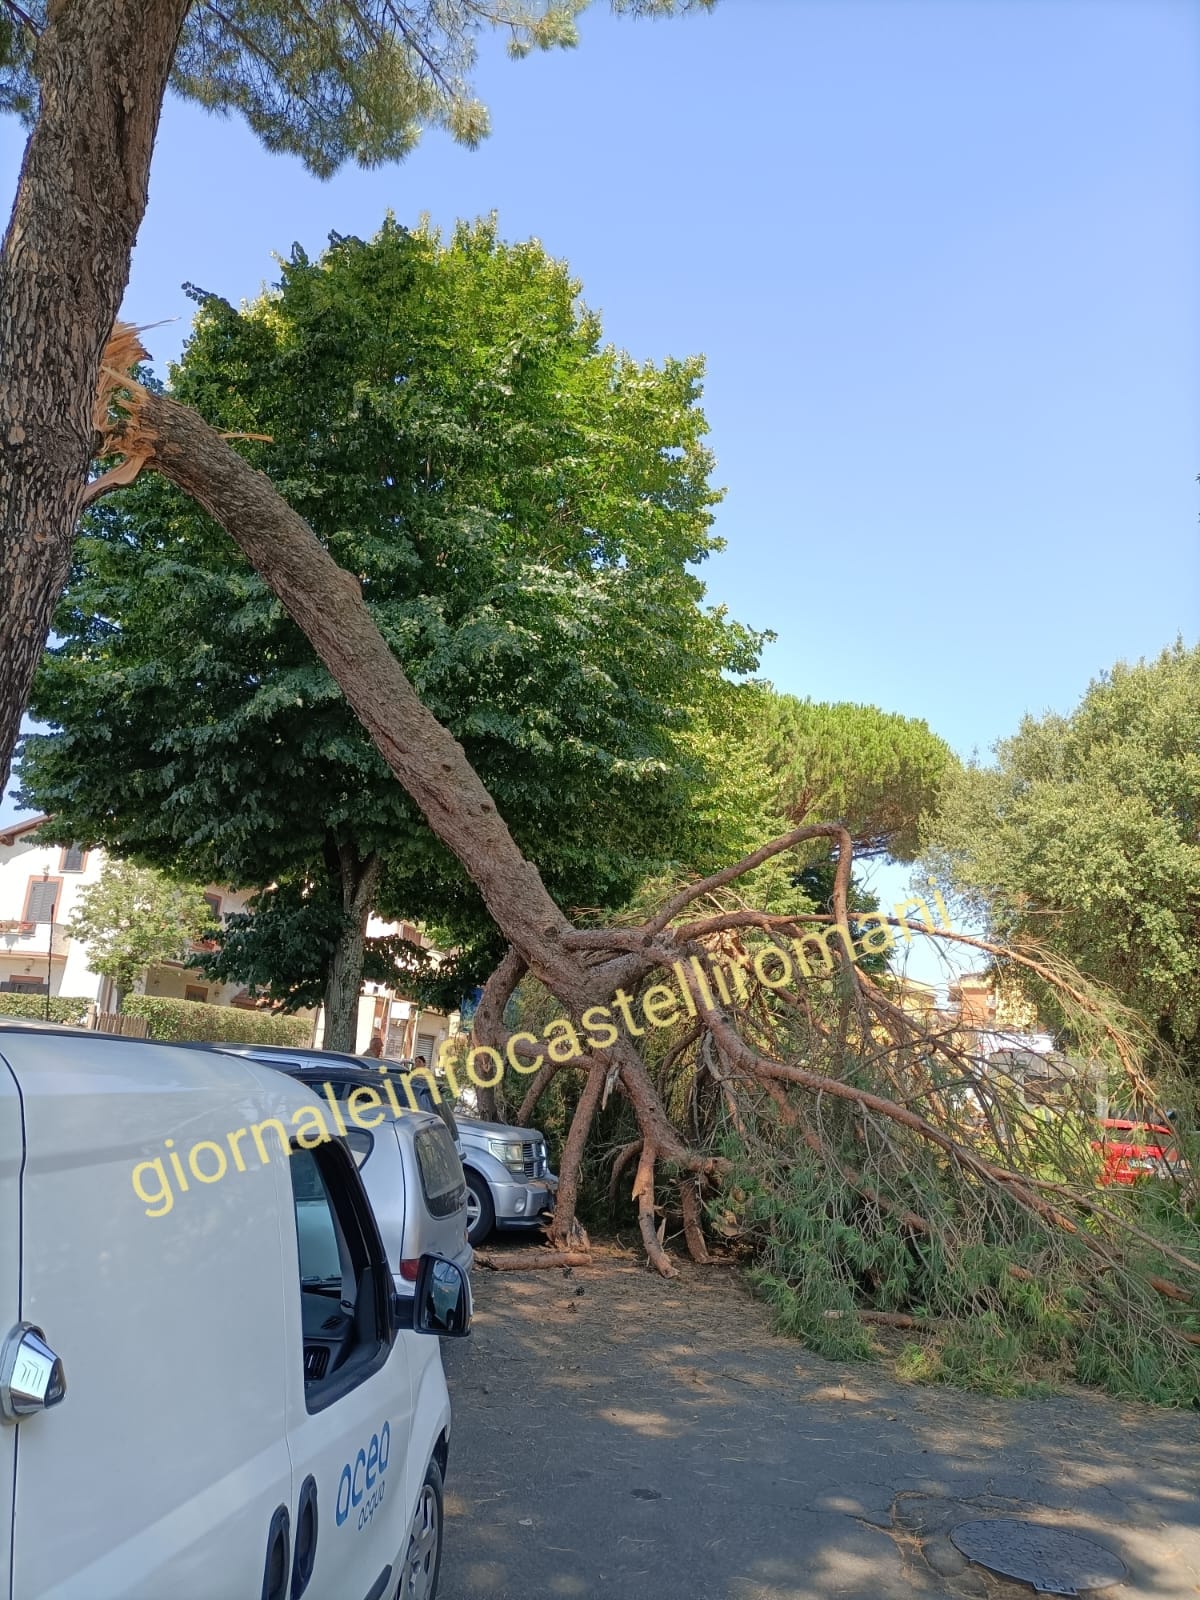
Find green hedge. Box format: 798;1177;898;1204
0;993;94;1027
121;994;313;1046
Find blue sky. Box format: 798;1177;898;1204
2;0;1196;979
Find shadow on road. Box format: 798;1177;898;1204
440;1244;1200;1600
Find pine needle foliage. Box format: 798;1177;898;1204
1;2;714;174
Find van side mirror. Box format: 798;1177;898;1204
412;1255;471;1338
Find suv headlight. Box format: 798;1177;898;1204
487;1138;526;1173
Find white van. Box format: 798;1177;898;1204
0;1022;469;1600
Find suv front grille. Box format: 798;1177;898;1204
522;1141;547;1178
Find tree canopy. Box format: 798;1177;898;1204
65;858;216;1008
922;641;1200;1058
683;681;956;872
760;692;956;860
0;0;713;811
1;1;710;173
21;216;763;1040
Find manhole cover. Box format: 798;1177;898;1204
949;1519;1127;1595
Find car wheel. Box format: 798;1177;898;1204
464;1171;495;1247
399;1457;443;1600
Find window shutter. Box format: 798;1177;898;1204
25;881;58;923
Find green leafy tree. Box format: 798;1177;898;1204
923;641;1200;1058
648;680;956;938
195;873;458;1014
21;217;763;1048
65;859;216;1010
0;0;714;804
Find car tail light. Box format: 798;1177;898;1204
399;1259;420;1282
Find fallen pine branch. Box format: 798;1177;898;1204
473;1250;593;1272
823;1309;939;1331
1148;1275;1193;1303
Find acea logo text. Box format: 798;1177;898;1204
336;1420;391;1532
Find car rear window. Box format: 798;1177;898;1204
376;1068;459;1141
413;1124;465;1218
431;1086;459;1144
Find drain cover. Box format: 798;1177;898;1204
949;1519;1127;1595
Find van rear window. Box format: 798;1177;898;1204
414;1125;465;1219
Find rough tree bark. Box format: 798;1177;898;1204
94;366;722;1271
464;945;527;1121
0;0;189;794
321;842;382;1053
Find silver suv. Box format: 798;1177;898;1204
455;1116;557;1247
372;1056;558;1247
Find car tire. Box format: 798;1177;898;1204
464;1170;495;1247
399;1456;443;1600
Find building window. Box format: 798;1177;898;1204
184;985;209;1003
0;977;47;993
59;844;87;873
203;893;222;920
22;877;62;924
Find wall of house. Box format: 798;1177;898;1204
141;964;246;1007
0;829;104;999
138;881;257;1008
1;828;453;1049
410;1008;451;1069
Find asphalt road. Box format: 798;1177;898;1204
439;1247;1200;1600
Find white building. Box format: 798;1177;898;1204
0;819;103;1001
0;815;257;1012
0;815;456;1057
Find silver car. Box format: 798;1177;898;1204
456;1116;557;1247
342;1105;474;1299
211;1046;474;1297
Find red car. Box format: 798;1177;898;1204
1092;1116;1183;1185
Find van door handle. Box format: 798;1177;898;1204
261;1505;290;1600
0;1324;67;1423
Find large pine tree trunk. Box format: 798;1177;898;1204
321;846;381;1054
0;0;188;793
129;389;584;998
87;379;732;1274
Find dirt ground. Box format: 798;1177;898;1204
439;1243;1200;1600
